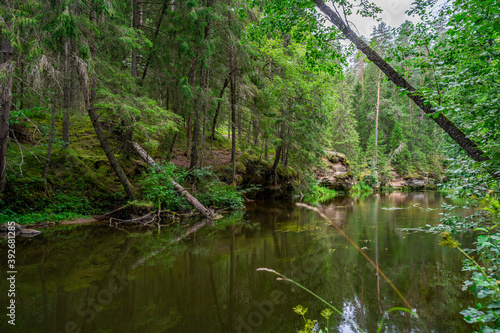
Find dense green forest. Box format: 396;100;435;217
1;0;499;331
2;0;490;216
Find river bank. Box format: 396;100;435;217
0;192;476;332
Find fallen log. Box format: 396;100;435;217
131;141;215;220
109;212;157;227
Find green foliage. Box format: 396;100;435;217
360;173;379;189
350;181;373;196
139;164;191;211
198;181;245;209
0;189;94;225
139;164;245;210
303;183;336;205
188;167;245;209
0;209;90;225
429;194;500;332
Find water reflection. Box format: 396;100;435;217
0;192;475;333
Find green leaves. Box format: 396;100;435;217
248;0;347;73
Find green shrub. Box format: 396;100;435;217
139;164;192;211
303;182;337;205
351;181;373;196
139;164;245;210
198;181;244;209
360;173;379;189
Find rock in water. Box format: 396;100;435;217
20;229;42;237
0;222;41;238
0;222;22;232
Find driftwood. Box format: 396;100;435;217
108;209;180;227
131;141;215;220
109;212;157;227
94;203;131;220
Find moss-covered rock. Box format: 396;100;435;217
317;151;354;191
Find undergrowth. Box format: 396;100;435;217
139;164;245;211
303;183;337;205
350;180;373;196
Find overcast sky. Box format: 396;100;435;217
347;0;419;37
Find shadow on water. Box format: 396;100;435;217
0;192;476;332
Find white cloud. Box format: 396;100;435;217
347;0;419;37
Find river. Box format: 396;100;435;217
0;192;476;332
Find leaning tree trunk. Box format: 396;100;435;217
312;0;488;163
131;141;215;219
210;76;229;140
85;5;136;200
43;95;58;181
86;77;136;200
0;33;13;193
140;0;170;82
62;42;71;146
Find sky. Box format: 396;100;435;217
347;0;419;37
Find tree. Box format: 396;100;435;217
254;0;488;164
0;39;13;193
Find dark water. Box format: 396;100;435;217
0;192;476;333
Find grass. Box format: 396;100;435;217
350;180;373;197
1;114;128;223
303;184;337;205
0;210;91;225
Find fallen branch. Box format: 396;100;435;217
131;141;215;220
109;212;157;227
108;209;180;227
94;203;131;220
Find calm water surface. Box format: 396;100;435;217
0;192;476;332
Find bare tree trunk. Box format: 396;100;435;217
166;132;177;161
185;58;198;157
141;0;170;82
190;1;212;169
237;103;242;140
43;95;57;181
86;77;135;199
62;42;71;146
409;98;413;131
229;10;236;182
271;145;282;174
186;115;192;156
375;68;381;166
312;0;488;162
0;34;13;193
253;115;259;146
131;0;139;79
190;73;202;168
62;40;78;146
264;135;268;160
361;59;365;100
210;76;229;140
271;115;285;175
200;103;207;167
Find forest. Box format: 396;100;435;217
0;0;499;332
